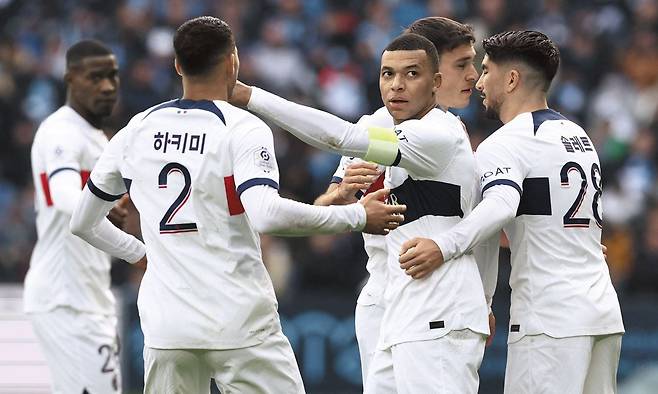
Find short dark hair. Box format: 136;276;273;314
482;30;560;91
66;40;112;69
384;33;439;72
406;17;475;55
174;16;235;77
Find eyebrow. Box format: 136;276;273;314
455;56;474;63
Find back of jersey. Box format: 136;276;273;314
104;99;279;350
477;109;624;342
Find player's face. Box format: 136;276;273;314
476;55;504;120
68;55;119;118
380;49;440;124
436;44;478;109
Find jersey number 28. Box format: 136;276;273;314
560;161;603;229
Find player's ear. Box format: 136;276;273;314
433;72;442;91
174;58;183;77
506;69;520;93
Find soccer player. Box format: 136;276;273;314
313;17;497;385
230;32;490;393
401;30;625;393
69;16;404;393
25;40;126;394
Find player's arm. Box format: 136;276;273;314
230;83;397;165
70;129;146;263
231;123;404;236
44;127;128;226
242;186;399;236
314;161;380;206
399;140;525;275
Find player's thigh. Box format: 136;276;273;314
78;311;122;394
504;334;592;394
583;334;622;394
143;347;211;394
363;348;396;394
30;308;120;394
209;329;305;394
391;329;485;394
354;302;384;384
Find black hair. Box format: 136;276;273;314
66;40;113;69
173;16;235;77
482;30;560;91
384;33;439;72
406;17;475;55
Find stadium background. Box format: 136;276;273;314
1;0;657;392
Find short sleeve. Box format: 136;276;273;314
232;122;280;197
42;125;85;178
475;137;527;197
88;128;128;201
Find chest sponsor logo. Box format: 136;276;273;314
480;167;511;183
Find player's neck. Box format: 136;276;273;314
66;98;103;129
181;78;229;101
499;94;548;124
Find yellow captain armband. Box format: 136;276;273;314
364;127;400;165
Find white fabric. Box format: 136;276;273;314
85;99;371;350
441;110;624;342
143;328;304;394
433;184;519;262
25;105;114;315
71;188;146;263
240;185;365;235
29;307;120;394
355;302;385;385
365;329;485;394
49;169;83;215
247;89;489;348
331;107;393;306
377;109;488;349
249;87;370;158
504;333;622;394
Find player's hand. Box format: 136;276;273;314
134;254;147;270
360;189;405;235
399;237;444;279
336;162;381;203
228;81;252;107
601;243;607;261
107;194;129;229
486;312;496;347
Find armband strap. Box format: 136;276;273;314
364;127;399;165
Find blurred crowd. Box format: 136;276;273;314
1;0;657;298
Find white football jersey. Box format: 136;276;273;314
331;108;393;306
378;108;489;349
25;106;114;315
88;99;282;349
475;109;624;342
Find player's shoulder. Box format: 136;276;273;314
358;106;394;128
397;108;462;139
215;101;273;136
34;106;92;143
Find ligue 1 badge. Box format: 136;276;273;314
255;146;274;172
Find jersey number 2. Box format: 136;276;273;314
560;161;603;228
158;162;197;234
